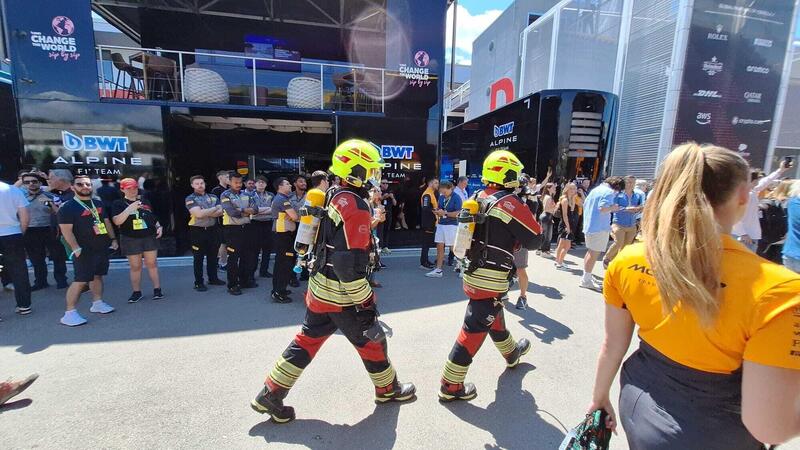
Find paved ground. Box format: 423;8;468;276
1;249;798;449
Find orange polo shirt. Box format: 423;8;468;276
604;234;800;374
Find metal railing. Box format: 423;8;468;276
96;44;385;113
444;80;470;112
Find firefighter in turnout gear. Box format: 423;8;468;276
251;139;416;423
439;150;542;402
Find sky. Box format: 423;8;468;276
446;0;515;65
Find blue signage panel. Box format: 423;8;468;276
2;0;99;101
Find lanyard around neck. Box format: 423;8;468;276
75;198;101;222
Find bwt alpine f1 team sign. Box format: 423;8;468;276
672;0;796;167
53;131;143;175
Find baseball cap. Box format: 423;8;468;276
120;178;138;190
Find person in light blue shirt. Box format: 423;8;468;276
604;176;645;266
783;183;800;273
580;176;625;290
0;180;31;317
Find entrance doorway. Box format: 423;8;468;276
166;112;335;253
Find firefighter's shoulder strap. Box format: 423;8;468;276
470;189;514;262
311;187;339;274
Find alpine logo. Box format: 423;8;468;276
707;24;728;41
747;65;770;74
695;112;711;125
703;56;723;76
744;92;762;104
692;90;722;98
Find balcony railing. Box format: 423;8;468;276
444;80;470;112
96;45;385;113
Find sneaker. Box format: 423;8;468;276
194;282;208;292
251;386;295;424
579;277;602;292
228;286;242;296
14;306;32;315
90;301;115;314
515;297;527;310
60;310;87;326
378;262;387;269
0;373;39;405
554;262;564;269
439;382;478;403
208;279;226;286
127;291;143;304
271;291;292;303
152;288;164;300
505;338;532;368
375;380;416;404
3;284;14;291
425;268;443;278
419;263;434;270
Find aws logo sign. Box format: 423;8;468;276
62;130;129;153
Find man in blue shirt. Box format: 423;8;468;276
604;175;645;267
426;180;462;278
580;176;625;290
783;187;800;273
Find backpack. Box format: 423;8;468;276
759;199;787;243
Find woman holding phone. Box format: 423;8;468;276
112;178;164;303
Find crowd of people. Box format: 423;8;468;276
1;140;800;447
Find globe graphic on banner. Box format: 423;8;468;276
414;50;430;68
52;16;75;37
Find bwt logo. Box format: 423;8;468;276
380;145;414;160
493;122;515;138
62;131;129;153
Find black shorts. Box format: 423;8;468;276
73;248;110;282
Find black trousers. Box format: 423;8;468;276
23;226;67;286
539;213;553;252
189;226;220;284
224;225;256;288
272;231;295;294
252;220;273;277
420;229;435;265
266;304;396;392
0;234;32;308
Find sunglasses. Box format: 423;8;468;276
23;179;40;184
74;182;92;187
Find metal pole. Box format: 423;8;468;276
178;52;185;102
381;69;385;113
252;58;257;106
98;46;106;98
320;65;324;109
449;0;458;91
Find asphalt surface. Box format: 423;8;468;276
1;249;799;449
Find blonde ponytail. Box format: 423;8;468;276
643;143;748;326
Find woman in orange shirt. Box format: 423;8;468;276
589;143;800;449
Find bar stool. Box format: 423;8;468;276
111;53;144;99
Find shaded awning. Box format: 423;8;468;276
92;0;389;42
